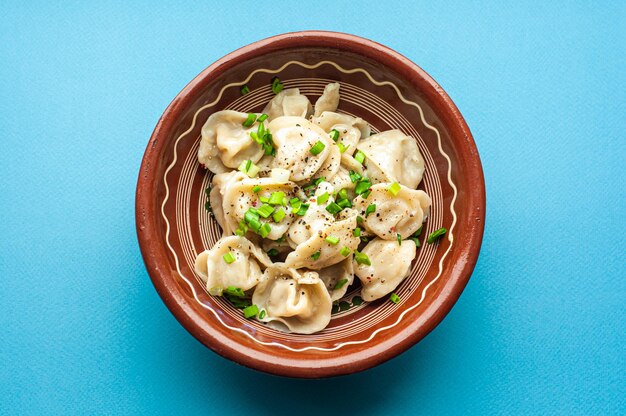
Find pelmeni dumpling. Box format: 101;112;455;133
288;182;336;246
194;235;272;293
263;88;312;121
312;111;371;140
314;144;341;184
209;171;247;233
252;264;332;334
198;110;264;174
354;238;417;301
222;177;297;240
313;83;340;116
353;183;431;240
268;116;334;182
285;213;360;270
316;257;354;301
356;130;425;189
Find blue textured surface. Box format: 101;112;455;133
1;2;624;414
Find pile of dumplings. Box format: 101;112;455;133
194;82;432;334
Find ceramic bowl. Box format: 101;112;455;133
136;31;485;378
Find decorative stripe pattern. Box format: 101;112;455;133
160;60;457;351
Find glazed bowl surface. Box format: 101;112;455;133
136;31;485;378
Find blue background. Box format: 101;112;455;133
1;1;624;414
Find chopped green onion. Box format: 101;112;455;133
257;113;268;122
325;202;342;215
349;170;362;183
365;204;376;217
337;189;348;201
397;233;402;245
248;218;262;232
296;203;309;216
267;248;279;257
355;178;372;195
242;113;257;127
252;185;262;193
309;140;326;156
360;190;371;199
223;252;236;264
257;204;274;219
334;278;348;290
353;228;361;237
339;301;350;311
388;182;401;196
337;199;352;208
235;220;248;236
205;187;211;197
356;215;364;224
243;304;259;319
224;286;245;297
317;192;329;204
354;251;371;266
275;235;287;243
204;201;212;213
427;227;447;243
313;177;326;186
271;76;283;94
390;293;400;304
413;226;423;237
329;129;340;142
259;196;269;203
325;235;339;245
411;237;421;247
352;296;363;306
226;294;251;309
259;309;266;319
259;223;272;238
257;120;265;137
244;208;260;224
311;250;321;260
240;85;250;95
337;142;347;153
340;246;351;257
238;159;259;177
208;286;223;296
272;207;286;223
290;197;302;212
354;150;366;164
268;191;285;205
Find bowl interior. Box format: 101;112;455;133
137;33;484;377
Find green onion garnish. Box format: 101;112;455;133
340;246;351;257
337;142;347;153
397;233;402;245
313;177;326;186
296;203;309;216
317;192;329;204
329;129;340;142
355;178;372;196
238;159;259;177
259;223;272;238
248;218;262;232
337;199;352;208
334;278;348;290
224;286;245;297
268;191;285;206
309;140;326;156
325;235;339;245
352;296;363;306
267;248;279;257
271;77;283;94
427;227;447;243
208;287;223;296
240;85;250;95
243;304;259;319
235;220;248;236
259;309;266;319
325;202;342;215
311;250;321;260
257;113;268;122
354;251;371;266
259;196;269;203
223;252;236;264
411;237;421;247
337;189;348;201
354;150;366;164
349;170;362;183
244;208;260;224
365;204;376;217
272;207;286;223
390;293;400;304
413;226;423;237
257;204;274;219
356;215;364;224
388;182;401;196
252;185;262;193
353;228;361;237
205;201;212;213
242;113;257;127
290;197;302;212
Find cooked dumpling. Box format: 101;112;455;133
209;171;247;233
316;257;354;301
288;182;336;246
263;88;312;121
313;83;340;116
354;238;417;301
356;130;425;188
222;177;297;240
353;183;431;240
268;116;334;182
252;264;332;334
315;144;341;184
198;110;264;174
312;111;371;140
285;213;360;270
194;235;272;293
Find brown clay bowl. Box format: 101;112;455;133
136;31;485;378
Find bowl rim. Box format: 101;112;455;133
136;30;485;378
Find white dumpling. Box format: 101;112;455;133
353;183;431;240
315;144;341;183
252;264;332;334
355;238;417;301
316;257;354;301
312;111;371;141
313;83;340;116
209;171;247;233
288;182;336;246
194;235;272;293
263;88;312;121
285;213;360;270
222;177;297;240
198;110;264;174
356;129;425;189
267;116;334;182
